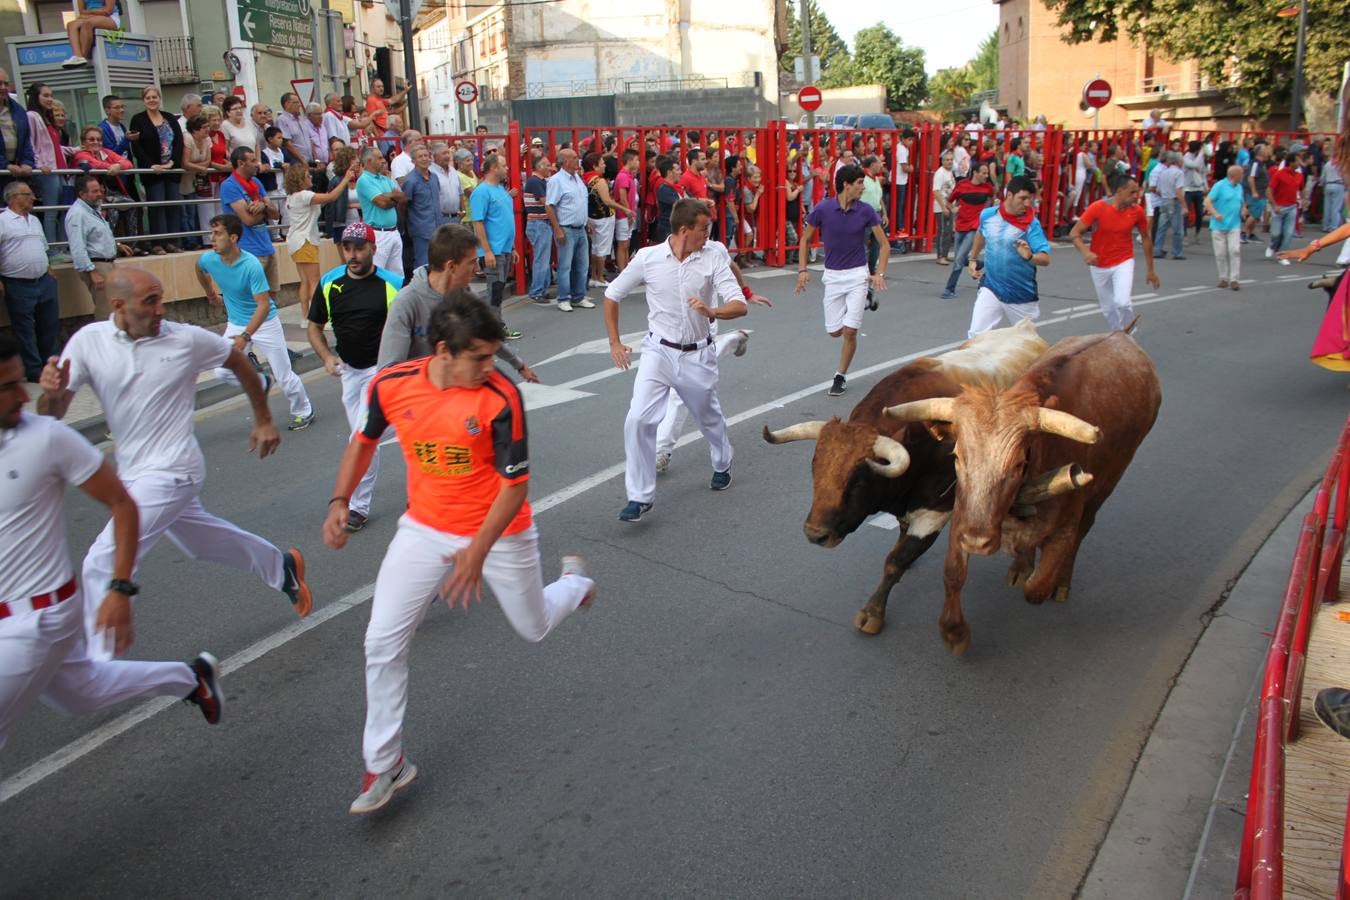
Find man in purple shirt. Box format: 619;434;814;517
794;164;889;396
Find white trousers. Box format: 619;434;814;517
656;331;742;456
1089;259;1135;331
341;364;381;516
362;515;593;773
968;287;1040;338
215;316;312;419
0;589;197;753
624;334;733;504
374;229;404;277
1211;229;1241;283
81;472;286;661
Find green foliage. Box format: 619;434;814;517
781;0;854;88
969;30;999;91
926;30;997;116
1040;0;1350;117
850;24;929;109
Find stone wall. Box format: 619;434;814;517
614;87;779;127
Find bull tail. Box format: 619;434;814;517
1122;315;1141;335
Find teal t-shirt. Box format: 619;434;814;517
357;171;399;229
469;181;516;255
198;250;277;326
1206;179;1244;232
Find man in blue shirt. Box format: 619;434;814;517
401;144;441;272
219;147;282;308
545;149;591;312
1205;164;1248;291
966;175;1051;337
470;153;521;340
794;164;890;397
195;214;315;430
356;147;406;277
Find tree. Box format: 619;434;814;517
1041;0;1350;118
780;0;854;88
850;24;928;110
929;67;979;117
968;30;998;92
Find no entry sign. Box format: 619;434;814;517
798;85;823;112
1082;79;1112;109
455;81;479;104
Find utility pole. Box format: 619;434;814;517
800;0;815;130
399;0;421;131
309;4;323;104
1289;0;1307;132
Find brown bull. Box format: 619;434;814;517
885;331;1161;655
763;322;1047;635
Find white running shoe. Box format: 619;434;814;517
349;756;418;815
1265;246;1274;259
655;451;671;474
61;55;88;68
557;300;574;312
561;554;596;607
575;298;596;309
732;329;749;357
588;279;608;288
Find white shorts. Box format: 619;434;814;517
589;216;615;256
822;265;869;333
615;217;633;242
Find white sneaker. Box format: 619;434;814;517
732;329;749;357
1279;258;1291;266
655;451;671;474
349;756;417;815
557;300;573;312
561;554;596;607
588;279;608;288
575;298;596;309
1265;247;1274;259
61;55;88;68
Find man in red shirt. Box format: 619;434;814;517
678;148;713;212
941;162;997;298
323;292;596;816
1069;170;1161;330
1267;147;1305;264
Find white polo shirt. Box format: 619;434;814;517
0;208;50;279
0;413;103;598
604;238;744;346
61;320;232;483
390;152;415;182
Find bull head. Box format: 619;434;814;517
763;423;910;478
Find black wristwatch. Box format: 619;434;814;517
108;578;140;597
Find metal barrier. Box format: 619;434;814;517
1235;412;1350;898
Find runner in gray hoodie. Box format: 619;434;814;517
378;224;541;381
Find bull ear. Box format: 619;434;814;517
1036;408;1101;444
883;397;955;424
924;422;952;444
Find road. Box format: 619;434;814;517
2;240;1347;898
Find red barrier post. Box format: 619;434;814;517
507;121;526;296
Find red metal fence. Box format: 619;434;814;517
1235;412;1350;898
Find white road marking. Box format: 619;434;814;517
1275;274;1306;281
743;268;792;280
1134;293;1158;300
0;275;1297;806
1179;285;1209;292
532;331;647;367
516;382;596;410
867;513;901;530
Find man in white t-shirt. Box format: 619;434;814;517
36;267;315;660
389;130;423;185
0;333;224;749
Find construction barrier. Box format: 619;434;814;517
1234;412;1350;899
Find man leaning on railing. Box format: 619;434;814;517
66;173;129;321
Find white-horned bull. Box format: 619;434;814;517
763;322;1048;635
885;330;1161;655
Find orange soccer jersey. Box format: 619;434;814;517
359;360;532;537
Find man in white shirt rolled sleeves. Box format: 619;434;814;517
36;267;315;660
0;181;59;383
65;173;124;321
604;198;748;522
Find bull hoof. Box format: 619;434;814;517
941;622;971;656
1054;586;1071;603
855;608;885;635
1006;565;1031;588
1023;588;1050;605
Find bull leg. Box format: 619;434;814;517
940;538;973;656
1006;548;1036;588
1023;532;1080;604
855;531;942;635
1050;505;1100;602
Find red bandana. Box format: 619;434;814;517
231;169;262;202
999;201;1035;230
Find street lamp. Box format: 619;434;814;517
1278;1;1308;132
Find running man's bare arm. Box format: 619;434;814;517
795;223;817;293
220;347;280;458
323;437;378;549
870;224;891;288
439;481;529;609
36;357;74;418
233;292;271;348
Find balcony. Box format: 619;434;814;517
155;35;197;84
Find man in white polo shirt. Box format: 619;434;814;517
36;266;315;661
604;198;748;522
0;333;224;748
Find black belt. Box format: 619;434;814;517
370;226;398;232
655;334;713;352
90;257;115;263
1;274;46;283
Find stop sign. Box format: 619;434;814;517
1082;79;1112;109
798;85;823;112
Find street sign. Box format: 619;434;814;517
798;84;823;112
792;55;820;84
237;0;313;50
291;78;315;106
1082;78;1113;109
455;81;479;104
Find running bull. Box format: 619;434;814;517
762;322;1048;636
884;330;1161;655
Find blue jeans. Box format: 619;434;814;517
1268;203;1298;253
944;229;977;293
140;174;178;249
556;224;588;302
179;201;202;250
33;173;63;248
526;219;554;298
411;234;431;270
1153;199;1183;258
1323;182;1347;232
2;274;60;380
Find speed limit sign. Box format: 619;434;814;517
455;81;479;104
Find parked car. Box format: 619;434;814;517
857;113;896;131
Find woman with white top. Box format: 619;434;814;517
179;114;216;240
219;96;259;155
284;160;361;320
1182;140;1210;243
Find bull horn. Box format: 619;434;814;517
1016;464;1095;506
866;435;912;478
1036;408;1101;444
883;397;955;424
762;421;827;444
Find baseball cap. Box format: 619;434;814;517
341;222;376;244
530;136;543;146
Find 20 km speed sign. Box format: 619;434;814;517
455;81;479;105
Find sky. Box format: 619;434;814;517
816;0;1001;76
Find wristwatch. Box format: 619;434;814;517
108;578;140;597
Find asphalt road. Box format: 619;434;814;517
2;237;1347;899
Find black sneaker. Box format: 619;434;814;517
618;500;653;522
710;469;732;491
344;510;368;533
247;351;273;394
288;411;316;431
865;290;878;312
185;652;223;724
827;374;847;397
1315;687;1350;739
